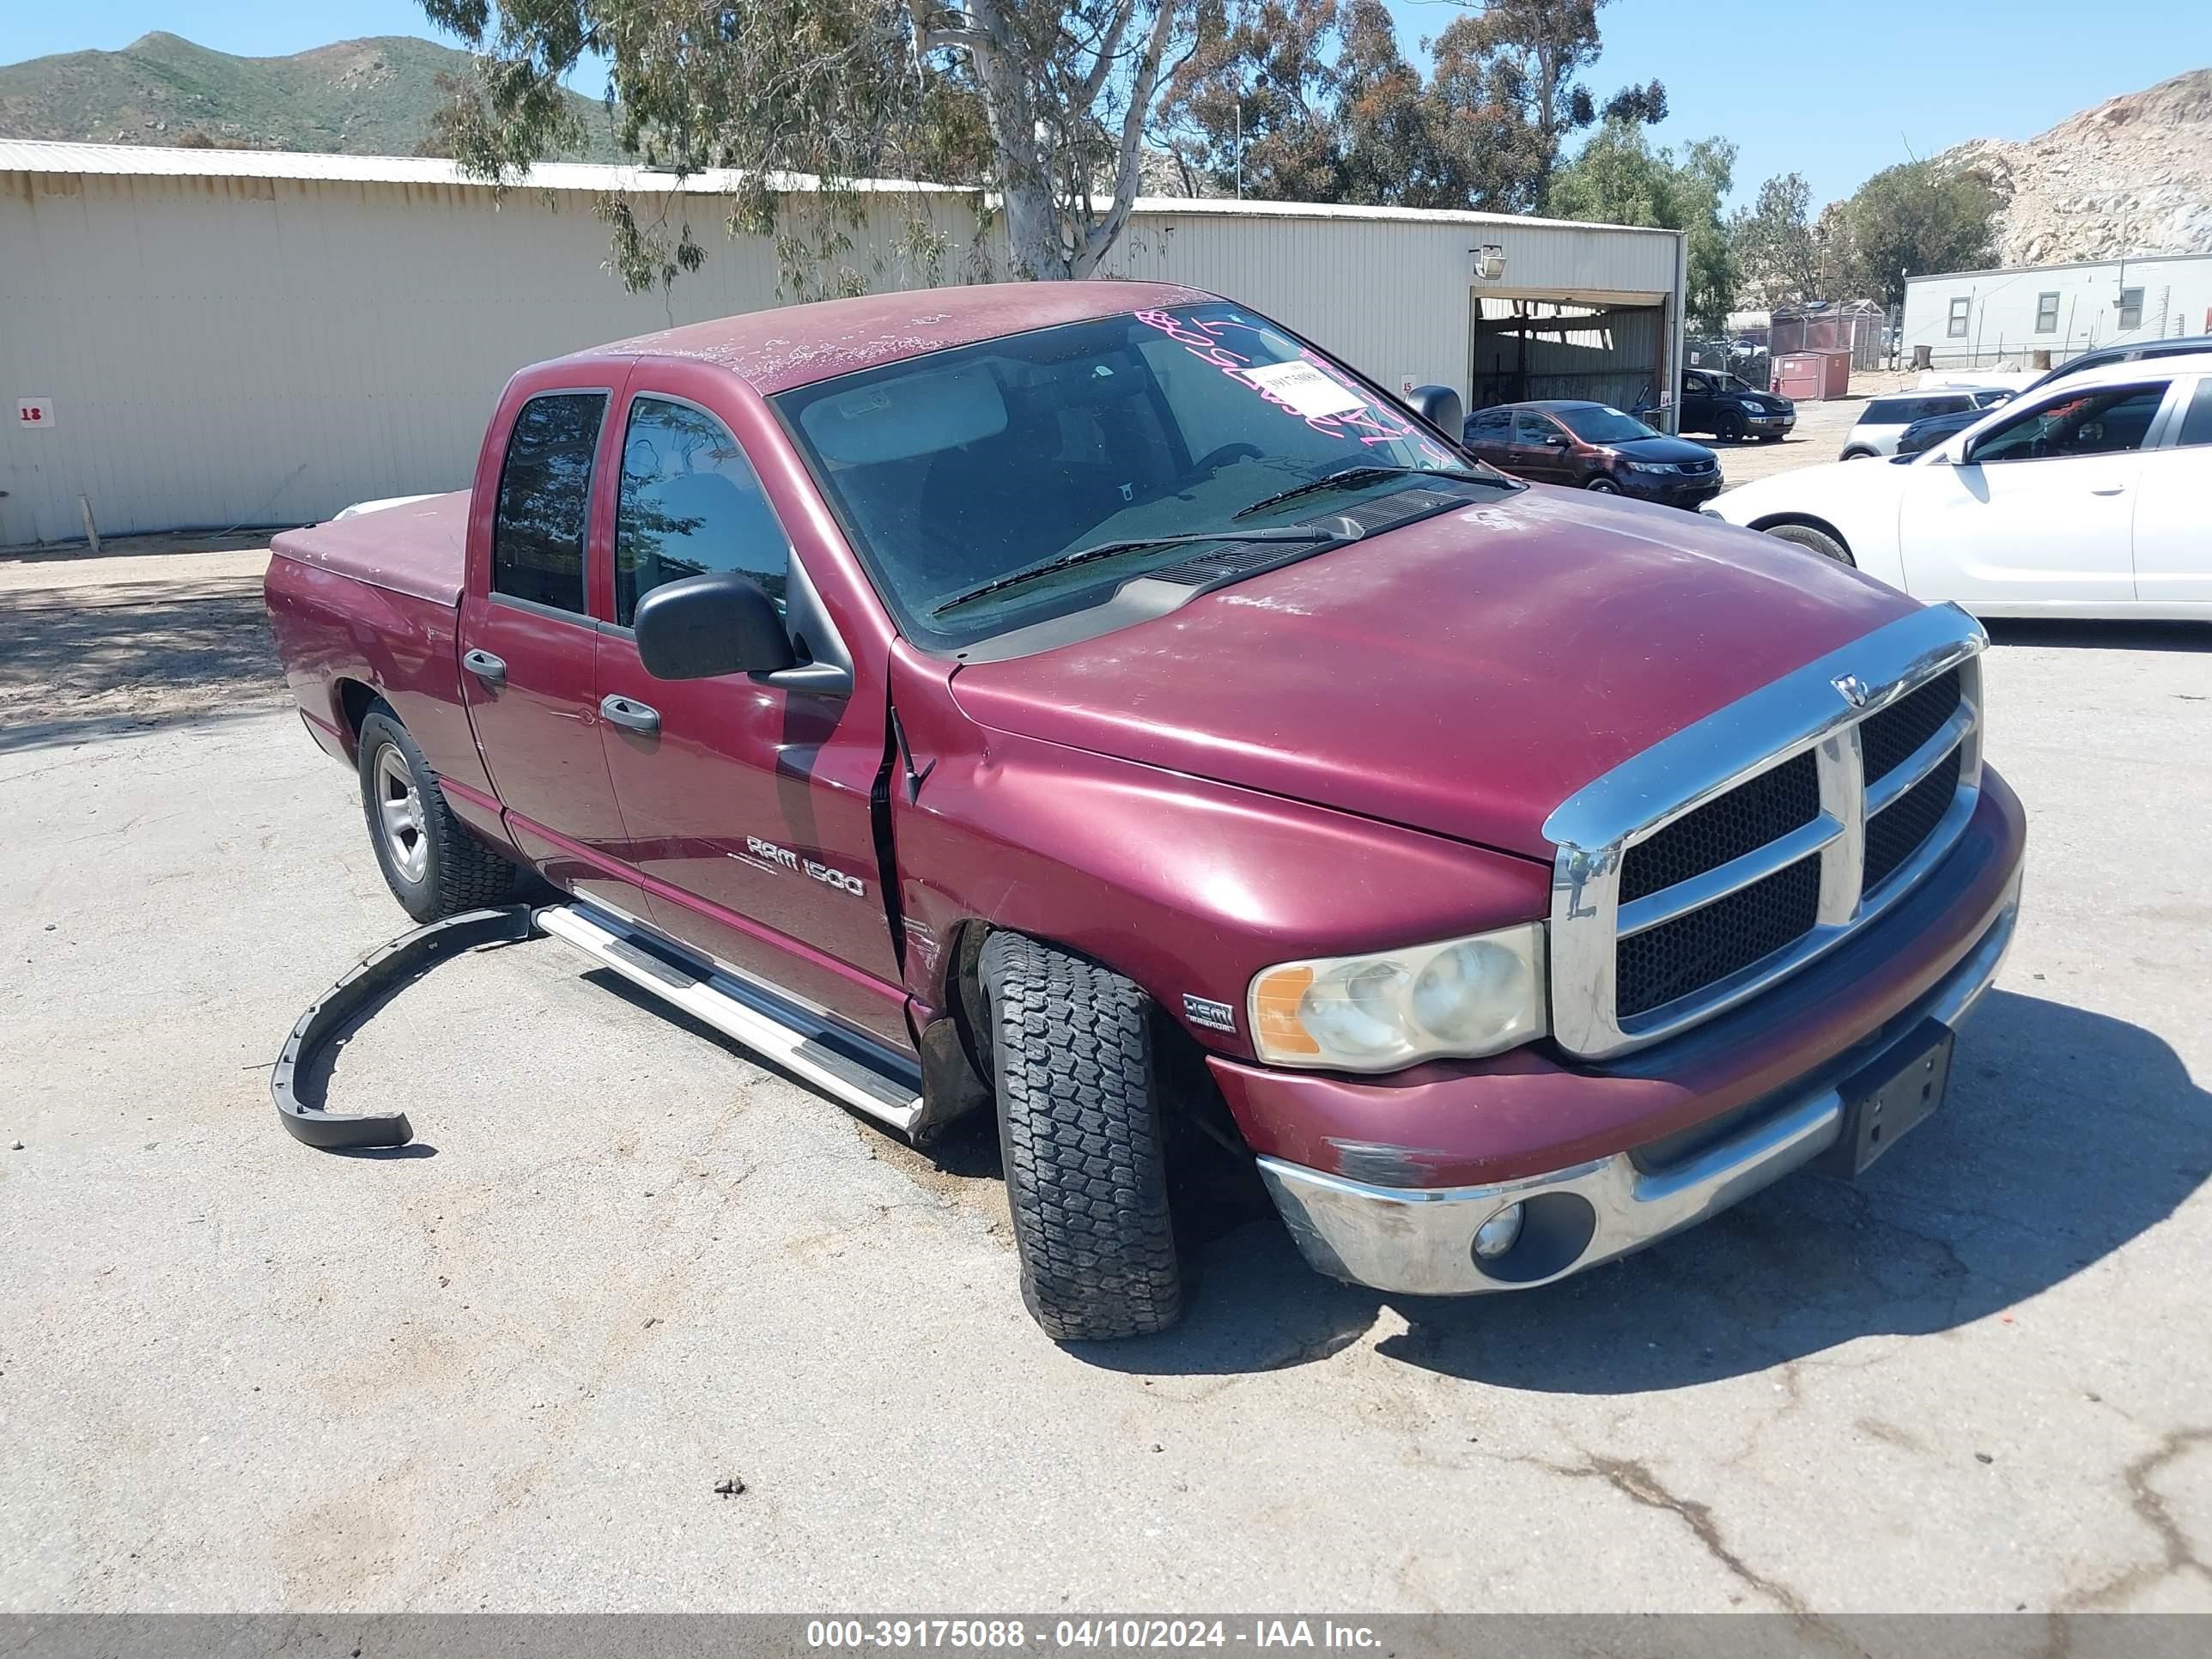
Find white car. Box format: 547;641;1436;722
1839;387;2014;459
1708;353;2212;619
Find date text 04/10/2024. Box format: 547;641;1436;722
804;1621;1383;1650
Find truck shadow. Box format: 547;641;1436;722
1084;989;2212;1387
1982;618;2210;653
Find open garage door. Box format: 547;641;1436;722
1471;297;1668;417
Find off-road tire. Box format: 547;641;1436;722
981;931;1184;1342
357;703;526;923
1761;522;1855;566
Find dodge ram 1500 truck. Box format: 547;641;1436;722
266;281;2027;1341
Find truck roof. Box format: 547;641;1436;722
569;279;1219;395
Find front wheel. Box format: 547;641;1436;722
1761;523;1855;566
357;704;526;923
1586;476;1621;493
1718;411;1747;442
981;932;1184;1342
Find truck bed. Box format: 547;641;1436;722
268;490;471;606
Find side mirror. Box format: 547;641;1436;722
634;570;796;681
1405;384;1463;434
1544;434;1570;448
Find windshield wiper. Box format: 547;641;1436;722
1231;463;1499;521
930;527;1338;616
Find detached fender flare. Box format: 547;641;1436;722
273;904;541;1149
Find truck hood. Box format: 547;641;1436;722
945;487;1918;860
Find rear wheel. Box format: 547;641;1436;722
357;704;526;923
981;931;1184;1342
1761;522;1855;566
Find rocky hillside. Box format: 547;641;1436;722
1942;68;2212;267
0;31;618;160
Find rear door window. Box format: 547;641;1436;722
614;396;792;626
491;392;608;615
1464;408;1511;441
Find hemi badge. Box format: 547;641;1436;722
1182;994;1237;1034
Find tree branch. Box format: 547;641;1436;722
1076;0;1176;274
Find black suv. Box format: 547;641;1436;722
1665;369;1796;442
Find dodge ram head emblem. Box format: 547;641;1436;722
1832;673;1872;708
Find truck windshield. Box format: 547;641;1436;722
774;303;1513;651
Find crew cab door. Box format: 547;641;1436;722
589;373;909;1050
455;386;640;915
1896;378;2168;607
2130;374;2212;606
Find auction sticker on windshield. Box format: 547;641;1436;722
1242;361;1369;420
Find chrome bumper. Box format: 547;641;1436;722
1256;886;2019;1297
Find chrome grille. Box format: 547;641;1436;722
1616;856;1822;1019
1619;750;1820;903
1865;745;1964;890
1545;605;1987;1060
1861;668;1962;784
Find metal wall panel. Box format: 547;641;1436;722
0;158;1682;543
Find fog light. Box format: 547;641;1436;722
1473;1203;1525;1261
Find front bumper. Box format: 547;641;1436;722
1620;472;1723;509
1257;880;2018;1295
1744;411;1796;434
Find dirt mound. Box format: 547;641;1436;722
1940;69;2212;266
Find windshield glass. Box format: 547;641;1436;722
1554;405;1659;444
774;303;1511;650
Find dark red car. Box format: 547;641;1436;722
1462;398;1723;508
265;282;2024;1341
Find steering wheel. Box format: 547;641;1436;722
1188;441;1262;478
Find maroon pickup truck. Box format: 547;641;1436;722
266;281;2026;1341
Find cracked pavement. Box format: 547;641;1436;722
1;557;2208;1610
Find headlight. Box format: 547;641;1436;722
1739;398;1765;412
1624;460;1668;473
1249;924;1547;1071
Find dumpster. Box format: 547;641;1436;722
1774;349;1852;400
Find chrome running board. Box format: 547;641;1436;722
534;902;925;1135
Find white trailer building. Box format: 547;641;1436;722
1901;252;2212;375
0;140;1685;544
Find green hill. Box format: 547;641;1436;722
0;31;620;160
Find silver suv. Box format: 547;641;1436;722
1841;388;2014;459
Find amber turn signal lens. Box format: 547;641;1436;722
1251;964;1321;1056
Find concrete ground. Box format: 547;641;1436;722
1708;398;1866;490
3;544;2209;1615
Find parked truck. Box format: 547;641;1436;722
265;282;2026;1341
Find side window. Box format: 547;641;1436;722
1464;408;1510;439
1686;373;1711;397
615;396;790;627
1948;297;1971;339
1968;383;2168;464
2035;293;2060;334
491;392;607;615
2173;379;2212;449
1514;411;1559;444
2118;288;2144;331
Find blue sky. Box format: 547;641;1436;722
10;0;2209;210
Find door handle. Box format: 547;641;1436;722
599;693;660;736
462;648;507;686
2090;486;2127;495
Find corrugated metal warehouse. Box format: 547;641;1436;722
1901;252;2212;374
0;140;1685;544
